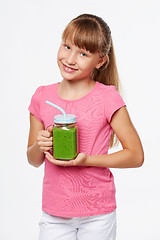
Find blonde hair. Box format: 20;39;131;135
62;14;123;148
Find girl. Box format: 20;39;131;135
27;14;144;240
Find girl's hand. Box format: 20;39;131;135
44;152;87;167
36;126;53;153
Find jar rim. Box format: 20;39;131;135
54;114;76;124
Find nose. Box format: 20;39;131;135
66;51;76;65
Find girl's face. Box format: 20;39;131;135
57;40;106;82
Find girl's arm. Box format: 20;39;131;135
45;106;144;168
84;106;144;168
27;113;53;168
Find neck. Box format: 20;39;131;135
58;79;96;100
61;79;95;91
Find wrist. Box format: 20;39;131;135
27;141;45;167
84;154;108;168
82;154;97;167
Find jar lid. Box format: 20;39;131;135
54;114;76;124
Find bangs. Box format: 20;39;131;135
62;19;104;53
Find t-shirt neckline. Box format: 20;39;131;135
55;81;99;102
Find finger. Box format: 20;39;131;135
45;152;73;167
40;130;52;138
37;135;53;142
37;141;53;152
37;141;53;147
40;146;53;152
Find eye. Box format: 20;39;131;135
81;52;87;57
64;44;70;50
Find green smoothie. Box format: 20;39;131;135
53;127;78;160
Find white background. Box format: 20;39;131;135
0;0;160;239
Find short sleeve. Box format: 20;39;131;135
105;86;126;123
28;86;44;123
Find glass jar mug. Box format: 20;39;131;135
47;114;78;160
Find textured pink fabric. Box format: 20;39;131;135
28;81;126;217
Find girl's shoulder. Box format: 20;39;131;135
96;82;118;98
97;81;116;92
96;82;124;104
96;82;125;123
30;83;59;105
33;82;58;95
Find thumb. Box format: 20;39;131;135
46;125;53;133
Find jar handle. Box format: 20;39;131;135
45;125;54;156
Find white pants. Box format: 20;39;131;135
39;210;116;240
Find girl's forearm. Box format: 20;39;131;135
27;141;45;168
84;149;144;168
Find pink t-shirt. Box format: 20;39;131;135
28;81;126;217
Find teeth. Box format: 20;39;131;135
66;66;72;72
63;64;76;72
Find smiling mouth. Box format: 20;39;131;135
62;63;78;73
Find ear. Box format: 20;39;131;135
96;56;108;69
